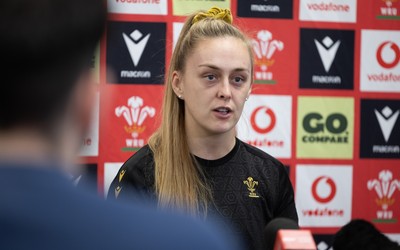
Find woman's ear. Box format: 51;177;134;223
246;87;252;100
172;71;184;98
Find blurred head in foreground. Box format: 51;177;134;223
0;0;106;169
0;2;242;250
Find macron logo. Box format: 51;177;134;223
375;106;399;142
123;30;150;67
314;36;341;72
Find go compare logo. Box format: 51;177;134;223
296;96;354;159
302;113;349;143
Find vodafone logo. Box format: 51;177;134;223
311;176;337;203
296;165;352;227
107;0;167;15
360;30;400;92
250;106;276;134
377;41;400;69
300;0;356;23
236;95;291;158
306;2;350;13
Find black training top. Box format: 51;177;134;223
108;138;298;250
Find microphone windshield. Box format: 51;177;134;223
265;218;300;250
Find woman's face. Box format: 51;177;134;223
173;36;252;138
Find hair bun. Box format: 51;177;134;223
192;7;233;25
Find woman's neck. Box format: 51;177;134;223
186;132;236;160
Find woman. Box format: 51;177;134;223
108;7;298;250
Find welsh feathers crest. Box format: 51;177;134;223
252;30;284;71
367;170;400;221
115;96;155;138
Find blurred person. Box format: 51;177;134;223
108;7;298;250
0;1;241;249
333;219;400;250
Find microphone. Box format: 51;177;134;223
264;218;316;250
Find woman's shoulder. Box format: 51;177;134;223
121;145;155;172
108;145;156;201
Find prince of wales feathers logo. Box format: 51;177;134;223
367;170;400;223
244;177;259;198
115;96;155;151
252;30;284;84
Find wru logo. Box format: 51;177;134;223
243;177;259;198
115;96;155;149
251;30;283;83
367;170;400;222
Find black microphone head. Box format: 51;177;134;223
265;217;300;250
333;219;400;250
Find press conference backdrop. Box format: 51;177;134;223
76;0;400;247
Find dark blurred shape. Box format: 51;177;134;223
265;217;300;250
0;0;105;131
333;219;400;250
73;164;98;193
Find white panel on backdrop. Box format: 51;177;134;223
79;92;99;157
104;163;123;198
107;0;167;15
299;0;357;23
296;165;353;227
386;234;400;245
173;22;184;50
360;30;400;93
236;94;292;158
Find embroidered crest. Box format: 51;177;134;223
243;177;259;198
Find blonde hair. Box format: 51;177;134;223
148;8;254;216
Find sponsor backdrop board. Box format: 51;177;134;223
75;0;400;237
296;96;354;159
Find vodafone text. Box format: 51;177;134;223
307;2;350;12
246;139;284;148
367;73;400;82
302;208;344;217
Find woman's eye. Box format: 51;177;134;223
205;75;216;81
233;76;244;83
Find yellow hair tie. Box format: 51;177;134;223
192;7;233;25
